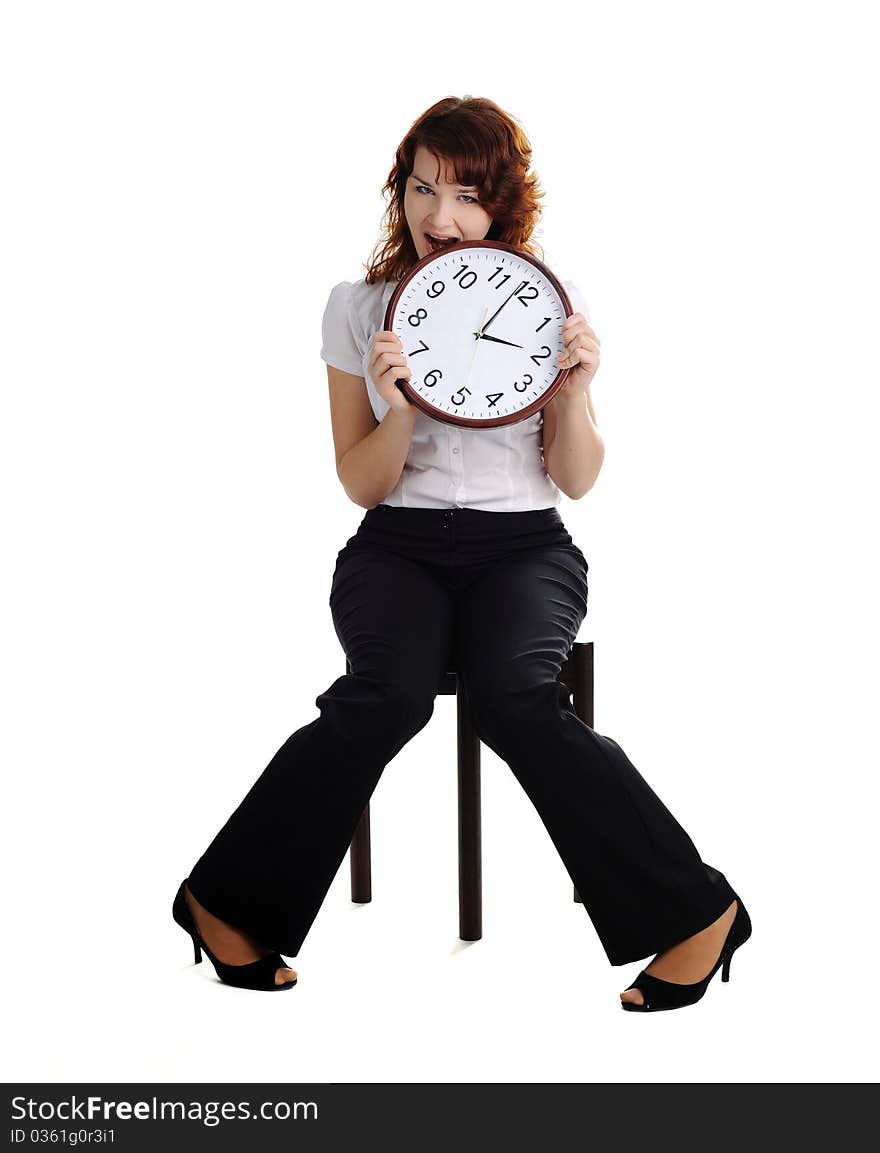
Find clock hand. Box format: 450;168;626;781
481;279;528;336
465;304;489;392
471;333;523;349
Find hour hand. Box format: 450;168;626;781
471;332;523;349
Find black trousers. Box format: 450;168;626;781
187;503;737;965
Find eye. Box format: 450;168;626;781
415;184;479;204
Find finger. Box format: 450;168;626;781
557;335;599;365
562;317;600;344
558;338;599;366
561;327;600;351
374;341;404;359
565;333;600;353
369;349;405;378
566;350;599;373
382;360;411;380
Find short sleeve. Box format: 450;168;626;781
561;278;591;323
319;280;364;375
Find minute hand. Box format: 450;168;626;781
480;279;528;335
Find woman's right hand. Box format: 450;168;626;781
368;331;415;414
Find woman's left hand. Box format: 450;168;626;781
556;313;601;397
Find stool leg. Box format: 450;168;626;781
457;682;482;941
571;642;594;905
350;803;371;903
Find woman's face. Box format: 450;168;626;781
403;145;494;261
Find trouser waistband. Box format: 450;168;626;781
363;503;564;540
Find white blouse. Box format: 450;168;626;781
320;272;591;511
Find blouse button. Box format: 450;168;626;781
452;447;460;454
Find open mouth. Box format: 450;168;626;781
425;233;460;253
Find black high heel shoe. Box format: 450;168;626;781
621;896;751;1013
172;879;297;992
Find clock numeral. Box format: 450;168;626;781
426;280;445;299
409;339;430;356
423;368;442;388
516;285;539;306
408;307;428;327
530;346;552;366
488;266;511;289
450;386;471;406
453;263;478;290
514;373;533;393
485;392;504;407
535;317;551;332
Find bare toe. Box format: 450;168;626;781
620;987;645;1005
276;967;298;986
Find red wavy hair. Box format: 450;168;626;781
363;95;546;286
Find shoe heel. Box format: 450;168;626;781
721;951;732;982
721;899;751;983
192;936;203;964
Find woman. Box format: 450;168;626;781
173;95;751;1011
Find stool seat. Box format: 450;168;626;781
346;640;594;940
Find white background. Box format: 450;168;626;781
2;0;877;1083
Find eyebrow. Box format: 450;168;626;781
412;172;478;191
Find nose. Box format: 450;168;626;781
427;203;457;230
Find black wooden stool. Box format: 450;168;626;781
346;640;594;940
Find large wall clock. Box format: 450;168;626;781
383;239;574;429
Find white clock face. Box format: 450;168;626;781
385;241;572;428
